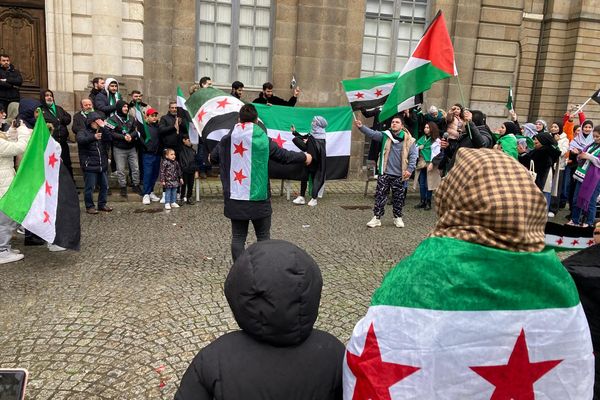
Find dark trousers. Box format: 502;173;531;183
373;174;407;218
84;171;108;209
181;172;195;199
142;153;161;195
230;216;271;261
59;141;74;179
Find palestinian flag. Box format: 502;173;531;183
0;114;80;250
229;122;270;201
544;221;595;250
185;87;244;152
254;103;353;180
344;237;594;399
177;86;200;145
380;10;457;121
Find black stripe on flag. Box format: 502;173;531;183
54;163;81;250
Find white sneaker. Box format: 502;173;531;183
307;198;318;207
142;194;151;205
0;249;24;264
366;216;381;228
47;243;67;252
170;202;180;208
160;193;166;204
183;197;187;203
165;203;171;210
10;248;21;254
393;217;405;228
292;196;305;205
149;192;160;202
547;212;555;218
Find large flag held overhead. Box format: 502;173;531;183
344;237;594;399
176;86;200;145
185;87;245;152
0;114;80;250
254;104;353;180
342;72;423;113
380;10;457;121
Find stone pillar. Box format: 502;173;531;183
45;0;75;109
91;1;123;77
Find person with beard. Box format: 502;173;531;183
159;101;185;156
230;81;244;100
291;116;328;207
71;98;94;138
93;77;121;119
39;89;73;178
105;100;141;197
0;54;22;112
88;77;104;105
253;82;300;106
355;115;418;228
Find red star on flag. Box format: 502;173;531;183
571;239;579;246
48;153;58;168
587;239;595;246
45;181;52;196
556;237;563;245
233;169;247;185
43;211;50;224
470;329;562;400
233;141;247;157
374;89;384;97
355;92;365;99
273;133;286;148
240;122;247;130
216;98;231;109
346;323;420;400
197;108;207;123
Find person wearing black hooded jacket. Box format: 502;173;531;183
175;239;345;400
40;89;73;178
518;132;561;205
159;102;185;155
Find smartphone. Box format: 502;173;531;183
0;369;28;400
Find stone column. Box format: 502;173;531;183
45;0;75;109
91;0;123;77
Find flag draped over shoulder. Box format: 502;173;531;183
177;86;200;145
380;10;457;121
254;104;353;180
0;114;80;250
185;87;245;152
344;236;594;399
229;122;270;201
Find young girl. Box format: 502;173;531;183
160;148;183;210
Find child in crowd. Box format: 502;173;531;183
178;134;198;205
159;148;182;210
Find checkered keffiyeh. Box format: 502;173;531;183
431;148;547;252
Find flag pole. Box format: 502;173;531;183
454;75;472;139
572;97;592;117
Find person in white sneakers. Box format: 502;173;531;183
139;108;163;205
355;115;417;228
0;116;32;263
159;148;183;210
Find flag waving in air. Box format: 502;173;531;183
342;72;423;112
380;10;457;121
176;86;200;144
0;114;80;250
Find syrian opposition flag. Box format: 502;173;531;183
544;221;595;250
0;114;80;250
344;237;594;399
342;72;423;112
380;10;457;121
177;86;200;145
229;122;270;201
591;88;600;105
185;87;244;152
506;85;514;111
254;103;353;180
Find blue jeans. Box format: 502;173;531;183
84;171;108;209
562;164;575;206
418;170;432;202
544;192;551;212
142;153;161;195
164;187;177;204
571;180;600;225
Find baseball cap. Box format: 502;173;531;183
146;107;158;116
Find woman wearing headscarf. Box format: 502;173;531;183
568;125;600;227
494;121;520;159
343;148;594;399
40;89;73;178
291;116;327;207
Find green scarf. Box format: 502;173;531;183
47;103;57;116
378;129;405;174
574;143;600;182
416;135;432;162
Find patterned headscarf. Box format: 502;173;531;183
431;148;547;252
310;116;327;139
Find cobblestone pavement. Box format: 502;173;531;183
0;180;442;398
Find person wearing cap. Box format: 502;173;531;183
230;81;244;100
77;112;113;214
139;107;163;205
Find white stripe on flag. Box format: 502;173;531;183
344;305;594;399
207;128;231;143
346;83;395;102
229;125;253;201
266;129;351;157
545;233;593;249
21;137;62;244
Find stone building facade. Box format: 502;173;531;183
2;0;600;177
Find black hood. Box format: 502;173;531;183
18;99;41;129
224;240;323;346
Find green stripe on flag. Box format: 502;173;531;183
185;87;229;116
254;104;352;132
372;237;580;311
341;72;400;92
0;114;50;223
249;124;269;201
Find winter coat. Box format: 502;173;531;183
175;240;345;400
77;125;111;173
434;121;488;174
210;128;306;220
72;111;90;137
252;94;297;107
40;104;72;143
0;125;31;197
179;145;198;174
106;114;138;150
158;113;184;153
518;141;561;191
0;64;23;103
93;78;121;119
139;121;161;155
159;158;182;188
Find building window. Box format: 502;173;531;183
196;0;272;87
361;0;428;77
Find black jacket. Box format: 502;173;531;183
93;91;118;119
0;64;23;103
77;124;111;173
179;144;198;174
72;111;89;137
518;144;561;191
88;88;102;105
434;121;488;174
159;113;184;152
40;104;72;143
292;132;327;198
106;114;138;150
210;128;306;220
139;121;161;154
175;240;345;400
253;94;297;107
